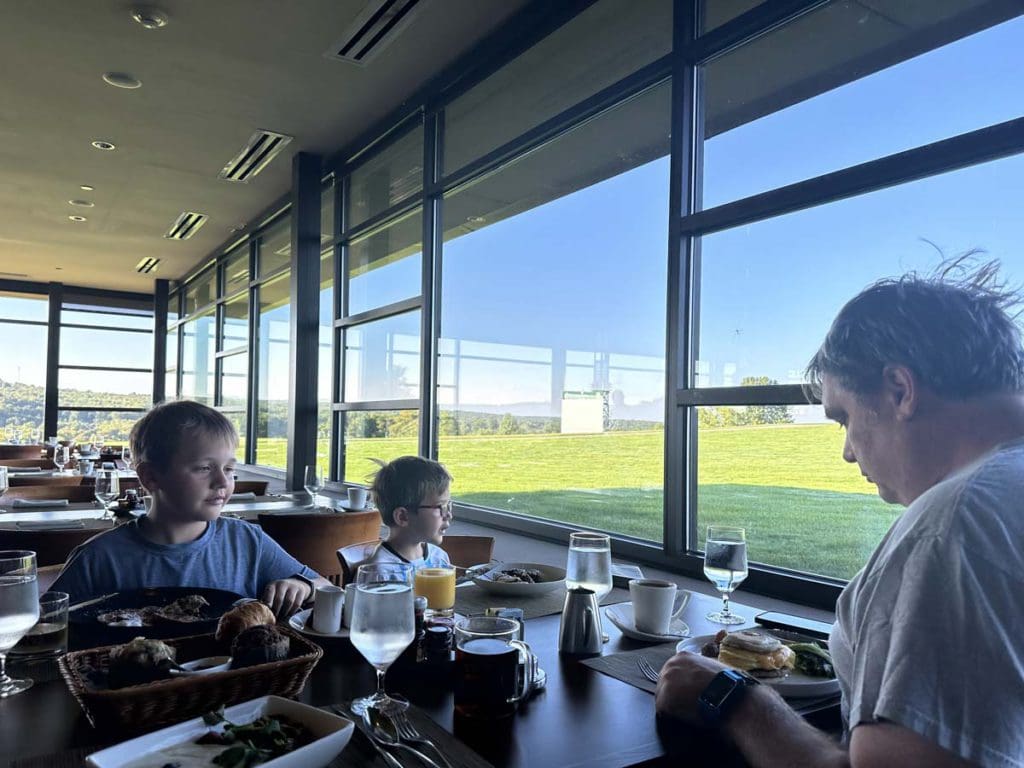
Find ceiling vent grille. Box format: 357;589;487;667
326;0;425;66
219;130;293;183
164;211;208;240
135;257;160;274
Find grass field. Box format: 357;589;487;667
254;423;899;580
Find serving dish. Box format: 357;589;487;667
84;695;353;768
471;562;566;596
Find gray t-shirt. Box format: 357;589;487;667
830;438;1024;767
365;541;451;570
51;516;320;603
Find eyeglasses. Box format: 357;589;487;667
417;500;453;517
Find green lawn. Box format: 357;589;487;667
253;423;899;580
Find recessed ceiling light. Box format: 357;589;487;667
68;215;87;222
80;184;95;191
131;7;168;28
68;199;94;207
91;140;116;151
102;72;142;89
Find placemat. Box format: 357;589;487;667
7;704;494;768
454;584;630;620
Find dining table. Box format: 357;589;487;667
0;587;840;768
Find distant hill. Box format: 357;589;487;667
0;379;150;442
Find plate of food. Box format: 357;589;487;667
471;562;566;596
677;628;839;698
288;607;350;639
85;695;354;768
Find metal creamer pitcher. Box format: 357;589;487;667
558;587;602;655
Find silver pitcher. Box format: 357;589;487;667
558;587;603;656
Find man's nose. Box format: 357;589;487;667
842;433;857;464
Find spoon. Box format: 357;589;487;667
364;707;443;768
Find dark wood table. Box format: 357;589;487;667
0;590;839;768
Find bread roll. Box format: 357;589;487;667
215;600;275;645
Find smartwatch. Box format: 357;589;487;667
698;669;760;727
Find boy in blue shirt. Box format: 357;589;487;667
365;455;453;569
53;401;328;616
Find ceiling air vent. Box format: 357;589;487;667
325;0;426;66
164;211;208;240
219;130;293;183
135;257;160;274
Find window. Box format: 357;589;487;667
347;211;422;316
318;251;334;477
258;217;291;277
439;80;670;540
348;124;423;229
184;270;215;315
255;272;290;467
223;244;250;296
0;291;48;442
341;410;419;485
180;310;216;405
343;312;421;402
220;351;248;459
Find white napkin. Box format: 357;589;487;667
8;467;43;473
11;498;70;508
229;492;257;501
15;520;85;530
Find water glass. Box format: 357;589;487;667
95;470;120;518
303;465;323;508
349;562;415;715
52;445;70;472
0;551;39;697
566;531;612;642
10;591;69;659
0;466;8;493
121;445;133;468
703;525;748;624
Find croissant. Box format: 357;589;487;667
215;600;276;645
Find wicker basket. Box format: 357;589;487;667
58;626;323;732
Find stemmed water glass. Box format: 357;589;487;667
303;465;323;509
121;445;133;469
349;562;415;716
52;445;70;473
95;470;120;519
703;525;748;625
566;531;612;641
0;551;39;697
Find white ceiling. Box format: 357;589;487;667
0;0;528;294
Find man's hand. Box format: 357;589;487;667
655;651;728;725
262;577;312;618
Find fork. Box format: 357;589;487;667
392;710;455;768
636;657;661;684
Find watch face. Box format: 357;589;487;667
703;669;743;704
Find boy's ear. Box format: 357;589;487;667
134;461;161;492
392;506;412;528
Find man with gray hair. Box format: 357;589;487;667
656;259;1024;767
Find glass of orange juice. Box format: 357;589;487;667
414;567;456;617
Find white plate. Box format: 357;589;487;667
676;632;840;698
605;603;689;642
85;695;354;768
289;606;350;639
471;562;566;596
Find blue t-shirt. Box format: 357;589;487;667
51;516;320;603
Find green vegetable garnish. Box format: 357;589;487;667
786;642;836;679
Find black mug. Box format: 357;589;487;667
454;616;536;718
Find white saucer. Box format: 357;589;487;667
289;607;350;639
338;503;371;513
605;603;689;643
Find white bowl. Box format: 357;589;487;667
85;695;354;768
472;562;566;596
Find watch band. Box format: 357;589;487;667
698;669;760;727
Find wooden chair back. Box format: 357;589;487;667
0;485;96;505
336;540;381;585
0;445;43;460
37;564;63;594
9;475;85;488
0;528;102;567
257;509;382;585
0;458;53;469
441;535;495;568
233;480;269;495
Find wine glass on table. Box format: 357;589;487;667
95;470;120;520
121;445;133;469
52;445;70;473
349;562;415;716
566;531;612;642
303;465;323;509
704;525;748;625
0;551;39;697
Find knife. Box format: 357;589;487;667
68;593;118;612
333;705;405;768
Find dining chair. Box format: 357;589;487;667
37;563;63;594
441;535;495;568
336;539;382;585
0;485;97;505
233;480;269;495
0;528;105;567
0;458;54;469
257;509;382;586
9;475;85;488
0;445;44;460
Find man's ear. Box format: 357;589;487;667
134;461;161;493
881;364;918;420
392;506;412;528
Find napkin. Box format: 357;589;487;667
11;498;70;508
15;520;86;530
8;467;43;473
229;492;257;501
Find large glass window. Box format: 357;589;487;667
258;217;291;277
180;311;216;406
341;410;419;485
318;251;334;477
222;292;248;352
348;125;424;229
0;291;48;442
223;244;250;296
343;312;420;402
439;80;670;540
220;351;248;460
184;270;215;315
255;273;290;467
347;211;422;316
57;409;147;444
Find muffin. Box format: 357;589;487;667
215;600;276;646
230;625;290;669
107;637;177;688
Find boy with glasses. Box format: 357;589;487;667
367;455;453;569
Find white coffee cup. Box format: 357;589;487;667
311;585;344;634
629;579;690;635
0;466;7;492
342;584;356;628
346;487;368;510
77;459;94;476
